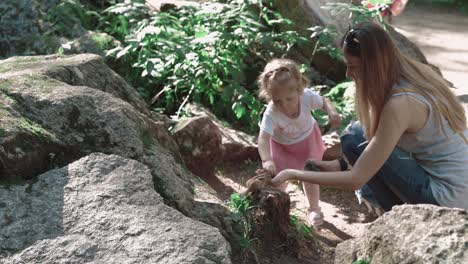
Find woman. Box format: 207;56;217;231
271;22;468;212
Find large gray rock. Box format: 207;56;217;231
172;115;223;179
0;53;201;218
0;153;231;263
0;54;239;255
0;54;177;178
0;54;149;115
335;204;468;264
0;54;181;212
184;103;259;163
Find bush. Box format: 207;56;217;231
101;0;311;133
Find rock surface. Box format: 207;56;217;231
0;153;231;263
335;204;468;264
184;103;259;163
172;115;223;178
0;54;240;261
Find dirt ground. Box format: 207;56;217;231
214;160;374;263
212;4;468;263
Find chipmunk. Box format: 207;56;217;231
243;171;273;196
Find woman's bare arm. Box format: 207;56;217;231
273;96;427;189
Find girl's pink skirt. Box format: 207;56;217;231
270;122;326;172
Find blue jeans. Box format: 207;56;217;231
341;122;439;212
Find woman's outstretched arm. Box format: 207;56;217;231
272;95;424;189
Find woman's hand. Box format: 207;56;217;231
271;169;296;186
310;159;342;172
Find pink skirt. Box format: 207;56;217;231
270;122;326;172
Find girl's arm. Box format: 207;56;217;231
258;130;276;175
273;96;422;189
321;97;342;129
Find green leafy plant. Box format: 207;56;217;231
50;0;356;135
101;0;308;133
308;25;343;61
289;214;313;239
229;192;257;251
312;81;355;132
45;0;100;37
352;258;371;264
322;0;392;27
99;0;149;41
324;81;355;130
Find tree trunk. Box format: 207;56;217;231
248;189;291;262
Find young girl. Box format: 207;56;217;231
271;22;468;212
256;58;341;226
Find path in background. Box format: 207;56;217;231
392;4;468;111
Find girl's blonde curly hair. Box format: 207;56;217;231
257;58;309;102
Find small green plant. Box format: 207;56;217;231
289;214;313;239
230;192;253;215
90;33;115;50
352;258;371;264
57;42;73;56
18;117;55;140
229;192;256;250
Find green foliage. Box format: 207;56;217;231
101;0;308;133
312;81;355;131
324;81;355;130
45;0;101;37
90;33;115;50
99;0;150;41
322;0;392;27
45;0;357;134
18;117;55;140
289;214;313;239
308;25;343;61
230;192;253;214
352;258;371;264
229;192;256;250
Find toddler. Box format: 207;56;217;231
256;58;341;226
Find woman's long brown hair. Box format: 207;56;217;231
342;22;467;143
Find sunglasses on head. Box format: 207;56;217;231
344;28;360;47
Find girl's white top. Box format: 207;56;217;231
260;88;323;145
